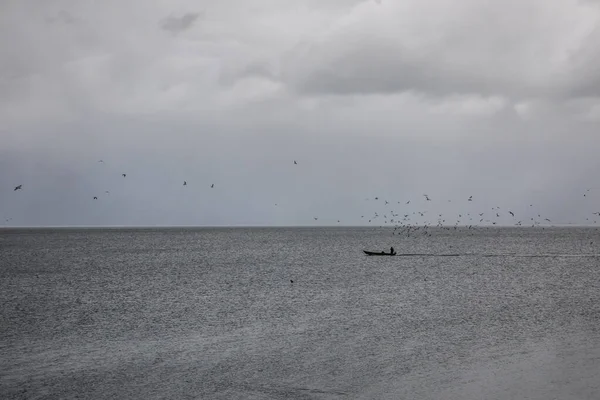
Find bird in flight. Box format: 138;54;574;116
93;197;98;200
14;185;22;191
294;160;297;165
424;194;431;201
122;174;126;177
211;184;214;188
509;211;515;217
468;196;473;201
183;181;187;186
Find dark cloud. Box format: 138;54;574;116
283;40;517;97
281;0;600;101
161;12;202;34
218;61;278;87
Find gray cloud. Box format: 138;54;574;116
281;0;600;102
46;10;78;25
161;12;202;34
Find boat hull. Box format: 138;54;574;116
363;250;396;256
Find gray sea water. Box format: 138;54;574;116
1;227;600;399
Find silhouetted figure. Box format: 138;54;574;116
390;246;395;255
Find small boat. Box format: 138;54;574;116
363;250;396;256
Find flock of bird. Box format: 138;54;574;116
4;159;600;235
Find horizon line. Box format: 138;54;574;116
0;224;598;229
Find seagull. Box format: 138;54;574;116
14;185;22;191
122;174;126;177
424;194;430;201
105;191;110;194
211;184;214;188
98;160;104;163
93;197;98;200
406;201;410;204
314;217;318;220
183;181;187;186
468;196;473;201
294;160;297;165
509;211;514;217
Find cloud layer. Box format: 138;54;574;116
1;0;600;226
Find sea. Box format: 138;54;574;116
1;227;600;399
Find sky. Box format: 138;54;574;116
1;0;600;227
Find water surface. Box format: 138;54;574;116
1;227;600;399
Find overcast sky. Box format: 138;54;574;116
1;0;600;227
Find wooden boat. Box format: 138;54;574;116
363;250;396;256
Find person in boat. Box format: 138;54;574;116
390;247;395;255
